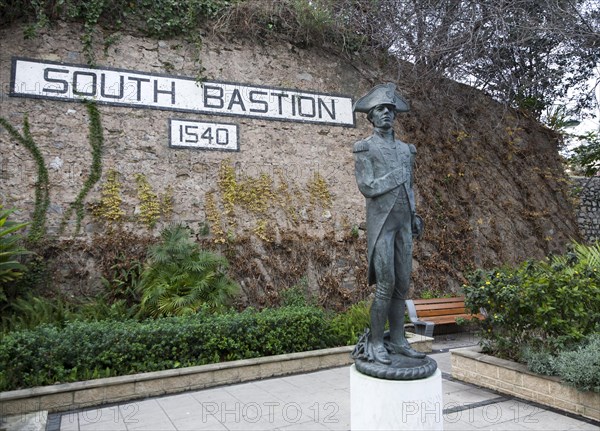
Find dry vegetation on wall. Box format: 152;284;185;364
0;0;582;307
396;81;581;293
206;234;369;311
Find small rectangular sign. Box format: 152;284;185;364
169;119;239;151
10;57;355;127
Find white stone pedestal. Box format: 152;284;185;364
350;365;443;430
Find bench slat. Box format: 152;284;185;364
414;302;466;311
412;296;465;305
407;296;484;337
417;307;467;317
425;314;483;324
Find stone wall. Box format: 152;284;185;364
0;21;581;299
0;22;366;241
573;176;600;242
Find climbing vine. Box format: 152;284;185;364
60;101;104;235
253;219;272;242
91;171;174;230
79;0;105;65
237;173;275;214
0;115;49;243
275;169;300;225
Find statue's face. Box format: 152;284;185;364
369;104;396;129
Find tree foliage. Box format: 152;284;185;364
326;0;599;119
2;0;598;118
569;131;600;176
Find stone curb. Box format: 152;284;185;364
0;335;432;416
451;346;600;422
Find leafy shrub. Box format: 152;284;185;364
0;305;339;391
279;277;318;307
89;229;155;307
1;295;73;333
137;224;239;317
0;207;29;285
520;346;556;375
553;334;600;392
10;253;50;294
135;0;233;38
1;0;235;36
1;294;138;334
521;334;600;393
101;258;143;311
0;207;30;307
329;300;371;345
464;242;600;360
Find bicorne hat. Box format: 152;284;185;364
353;83;410;113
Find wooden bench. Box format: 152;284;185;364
405;296;484;338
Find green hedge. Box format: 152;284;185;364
0;306;341;391
464;243;600;360
463;243;600;392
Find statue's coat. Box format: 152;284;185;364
353;133;417;285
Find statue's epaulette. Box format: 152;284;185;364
409;144;417;154
353;138;370;153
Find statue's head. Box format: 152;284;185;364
353;83;409;128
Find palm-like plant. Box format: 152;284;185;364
572;241;600;269
550;241;600;275
0;207;30;287
137;224;238;317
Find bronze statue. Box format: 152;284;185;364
351;83;436;380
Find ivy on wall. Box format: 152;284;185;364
0;115;49;243
204;191;225;243
60;101;104;235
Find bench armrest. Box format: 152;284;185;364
405;299;435;338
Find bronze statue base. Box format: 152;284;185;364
352;329;438;380
354;353;437;380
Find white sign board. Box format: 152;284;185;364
10;58;355;127
170;119;239;151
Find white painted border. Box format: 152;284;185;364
10;57;355;127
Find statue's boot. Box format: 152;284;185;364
370;343;392;364
386;338;426;359
388;298;426;359
370;297;392;364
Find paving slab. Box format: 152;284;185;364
0;411;47;431
46;334;598;431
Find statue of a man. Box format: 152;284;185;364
353;83;425;365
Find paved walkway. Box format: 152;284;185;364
36;334;599;430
